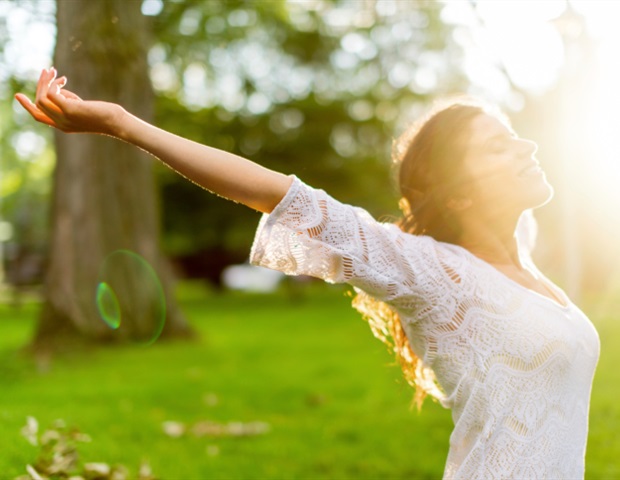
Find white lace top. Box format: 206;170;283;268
250;176;600;479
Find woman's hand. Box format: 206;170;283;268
14;67;126;136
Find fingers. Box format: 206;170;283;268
35;68;64;118
49;74;83;102
47;77;70;108
17;68;80;131
14;93;57;128
34;68;48;105
18;68;67;127
34;68;54;105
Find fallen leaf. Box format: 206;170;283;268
40;429;60;446
191;421;223;437
162;421;185;438
21;417;39;447
137;460;156;480
25;464;44;480
83;462;111;476
182;420;270;437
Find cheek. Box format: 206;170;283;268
468;167;516;197
460;154;523;203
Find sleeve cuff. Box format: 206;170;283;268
249;175;301;267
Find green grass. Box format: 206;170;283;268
0;282;618;479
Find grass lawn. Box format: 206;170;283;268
0;281;618;479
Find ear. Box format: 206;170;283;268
446;197;473;211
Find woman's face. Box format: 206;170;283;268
457;113;554;216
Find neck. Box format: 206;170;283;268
457;209;524;268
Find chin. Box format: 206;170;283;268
528;179;554;209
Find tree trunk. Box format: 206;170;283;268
33;0;193;350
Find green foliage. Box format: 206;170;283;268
1;1;468;259
148;0;466;255
0;2;55;254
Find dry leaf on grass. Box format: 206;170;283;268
21;417;39;447
163;419;270;438
25;465;43;480
16;418;158;480
161;421;186;438
83;462;111;476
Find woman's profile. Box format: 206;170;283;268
16;67;600;479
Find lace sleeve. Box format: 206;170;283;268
250;176;435;303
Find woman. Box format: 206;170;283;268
16;68;600;479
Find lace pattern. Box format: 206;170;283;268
250;176;600;479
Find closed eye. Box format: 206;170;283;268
486;133;518;153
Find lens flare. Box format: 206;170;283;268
95;282;121;329
95;249;166;345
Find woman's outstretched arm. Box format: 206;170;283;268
15;68;293;214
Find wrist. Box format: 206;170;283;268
106;105;132;140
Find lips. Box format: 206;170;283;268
518;163;543;177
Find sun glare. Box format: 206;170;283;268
479;0;565;90
462;0;620;224
579;6;620;194
442;0;620;285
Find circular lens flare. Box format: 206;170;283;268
95;249;166;345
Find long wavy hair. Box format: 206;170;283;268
352;99;491;411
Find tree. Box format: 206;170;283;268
33;0;192;350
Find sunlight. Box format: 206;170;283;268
461;0;620;220
487;20;564;93
587;56;620;194
473;0;566;93
441;0;620;284
578;5;620;196
477;0;567;24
